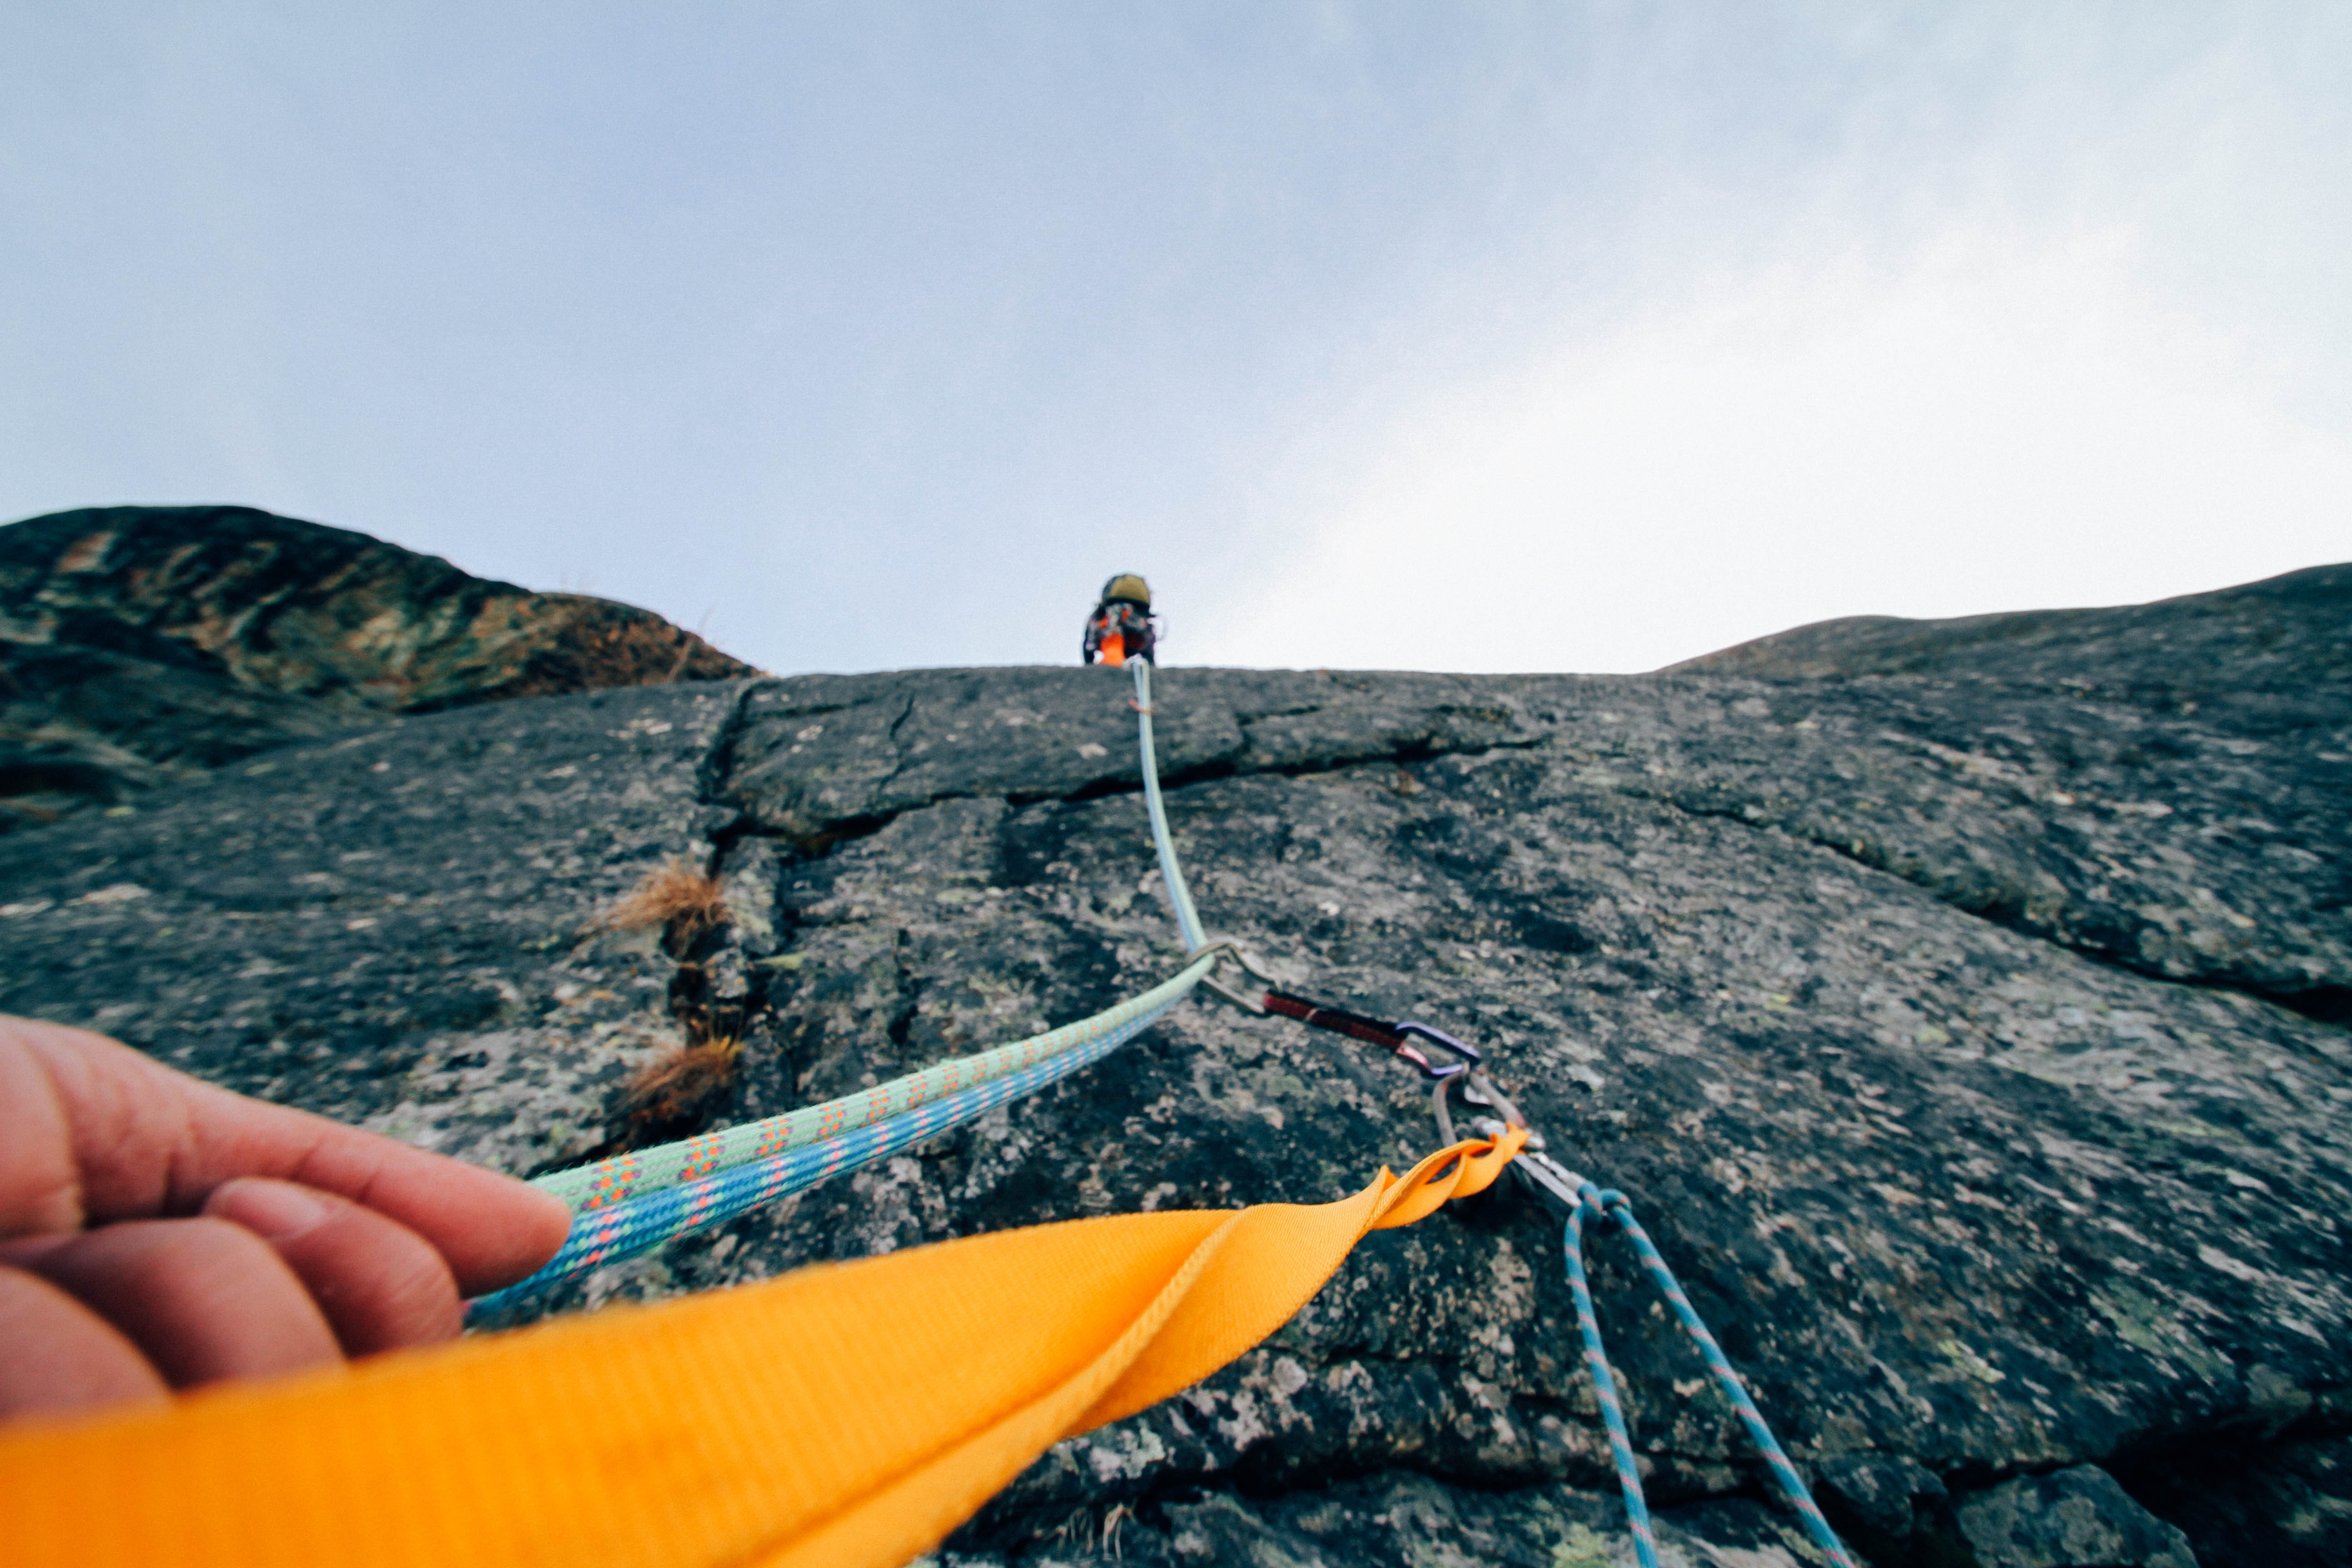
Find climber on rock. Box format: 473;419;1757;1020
1081;573;1156;666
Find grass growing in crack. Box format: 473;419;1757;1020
625;1031;743;1125
586;857;729;950
583;857;747;1135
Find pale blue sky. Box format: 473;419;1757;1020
6;4;2347;673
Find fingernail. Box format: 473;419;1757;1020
213;1180;329;1241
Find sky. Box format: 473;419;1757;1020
5;3;2347;675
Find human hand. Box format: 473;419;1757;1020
0;1015;572;1422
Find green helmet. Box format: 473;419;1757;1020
1100;573;1151;609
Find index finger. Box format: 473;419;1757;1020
2;1017;570;1296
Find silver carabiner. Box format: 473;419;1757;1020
1431;1075;1587;1216
1195;938;1278;1014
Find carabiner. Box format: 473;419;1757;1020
1263;991;1473;1081
1393;1020;1480;1080
1433;1078;1587;1215
1196;940;1278;1015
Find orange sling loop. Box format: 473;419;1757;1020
1;1127;1524;1568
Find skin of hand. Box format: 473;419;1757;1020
0;1014;573;1423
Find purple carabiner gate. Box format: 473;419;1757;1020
1392;1020;1480;1081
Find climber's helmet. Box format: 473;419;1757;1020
1100;573;1151;610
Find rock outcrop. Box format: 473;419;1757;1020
3;555;2347;1568
0;505;756;828
1667;563;2352;703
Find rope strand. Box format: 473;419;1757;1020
1563;1186;1857;1568
470;967;1208;1315
1132;658;1207;952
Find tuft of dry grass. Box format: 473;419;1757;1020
625;1034;743;1124
586;857;728;948
586;858;745;1133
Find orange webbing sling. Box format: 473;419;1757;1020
1;1128;1524;1568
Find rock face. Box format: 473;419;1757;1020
1667;563;2352;702
1951;1464;2196;1568
3;557;2348;1568
0;505;756;828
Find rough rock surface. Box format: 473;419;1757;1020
1951;1463;2195;1568
0;505;755;827
4;561;2348;1567
1667;563;2351;701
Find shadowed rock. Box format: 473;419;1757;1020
1953;1464;2195;1567
0;505;756;826
2;557;2347;1566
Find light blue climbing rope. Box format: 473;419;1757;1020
1563;1182;1858;1568
1562;1194;1664;1568
533;950;1216;1215
1132;658;1208;952
473;951;1215;1314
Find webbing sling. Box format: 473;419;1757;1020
1;1128;1524;1568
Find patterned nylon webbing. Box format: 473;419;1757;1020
534;954;1219;1214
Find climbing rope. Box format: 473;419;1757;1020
1561;1192;1662;1566
481;659;1226;1308
1131;657;1207;951
532;955;1220;1216
1563;1185;1857;1568
474;951;1218;1313
1429;1067;1856;1565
